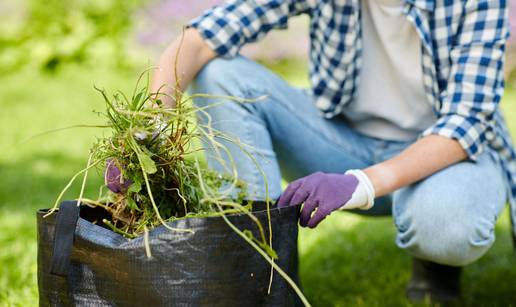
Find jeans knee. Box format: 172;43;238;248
396;205;496;266
191;59;239;115
193;56;255;94
195;58;226;88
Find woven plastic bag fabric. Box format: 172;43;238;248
37;201;301;307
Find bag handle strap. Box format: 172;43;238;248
50;201;80;277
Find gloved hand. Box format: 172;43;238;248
277;170;375;228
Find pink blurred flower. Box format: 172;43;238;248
133;0;308;61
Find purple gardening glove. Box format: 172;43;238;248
278;170;375;228
104;159;131;194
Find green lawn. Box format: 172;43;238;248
1;62;515;306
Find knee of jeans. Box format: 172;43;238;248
195;58;225;87
193;56;251;94
396;200;496;267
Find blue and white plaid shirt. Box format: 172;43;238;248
189;0;516;237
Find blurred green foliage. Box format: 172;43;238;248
0;0;144;73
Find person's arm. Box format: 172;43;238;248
277;135;467;228
151;28;216;108
363;135;467;197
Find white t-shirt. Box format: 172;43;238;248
343;0;437;141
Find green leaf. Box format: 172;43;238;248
243;230;253;239
126;196;138;211
258;241;278;260
138;152;157;174
243;230;278;259
128;180;142;193
132;92;143;111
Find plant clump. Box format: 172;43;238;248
44;70;311;306
48;71;250;238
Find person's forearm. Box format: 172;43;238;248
151;28;217;108
363;135;468;197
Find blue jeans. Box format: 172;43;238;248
191;56;507;267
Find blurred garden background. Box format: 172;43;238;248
1;0;516;306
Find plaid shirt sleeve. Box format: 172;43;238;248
187;0;310;57
421;0;510;161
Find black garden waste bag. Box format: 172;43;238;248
37;201;301;307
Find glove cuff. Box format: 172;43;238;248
344;169;375;210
